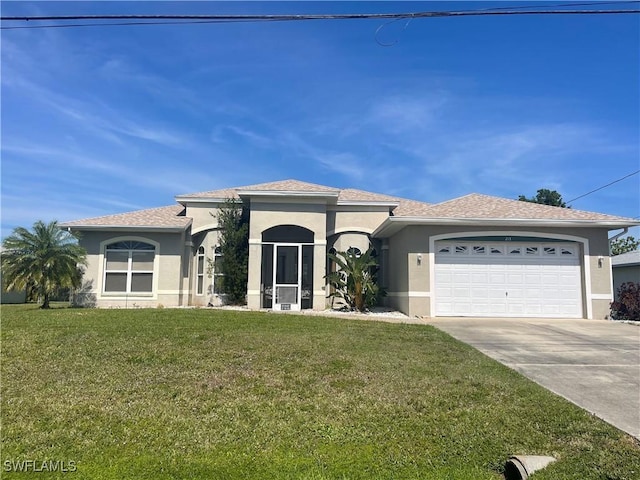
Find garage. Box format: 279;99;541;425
434;240;583;318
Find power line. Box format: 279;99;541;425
2;5;639;30
567;170;640;203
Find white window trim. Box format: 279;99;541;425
196;246;205;296
98;236;160;299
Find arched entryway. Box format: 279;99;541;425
261;225;315;311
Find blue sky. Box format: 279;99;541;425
2;1;639;239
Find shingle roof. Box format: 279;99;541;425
411;193;635;222
60;205;190;229
177;179;339;199
337;188;404;204
61;181;637;230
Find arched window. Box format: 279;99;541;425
104;241;155;293
346;246;362;258
196;246;205;295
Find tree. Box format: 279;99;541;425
518;189;568;208
216;199;249;304
326;246;382;312
610;235;640;256
1;220;87;309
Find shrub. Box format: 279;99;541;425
610;282;640;320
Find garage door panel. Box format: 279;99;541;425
435;241;583;318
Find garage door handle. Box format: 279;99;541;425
506;291;508;297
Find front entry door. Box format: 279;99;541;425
273;244;301;311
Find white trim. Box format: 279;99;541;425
312;290;326;296
191;223;219;235
236;190;339;199
157;290;188;295
63;224;190;232
98;236;161;300
387;291;431;298
373;216;639;238
174;196;236;204
247;289;261;295
590;293;614;300
195;246;205;296
327;227;374;236
429;231;593;319
335;200;399;207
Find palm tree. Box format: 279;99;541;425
326;246;381;312
1;220;87;309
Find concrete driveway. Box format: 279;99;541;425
425;318;640;439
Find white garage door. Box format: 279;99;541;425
435;241;583;318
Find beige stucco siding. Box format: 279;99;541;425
247;200;328;310
327;207;391;236
185;204;221;233
75;230;188;308
383;225;613;319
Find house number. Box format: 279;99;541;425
505;237;512;241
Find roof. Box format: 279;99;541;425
611;250;640;267
373;193;639;237
175;179;403;205
176;179;338;200
60;205;191;231
61;180;638;233
412;193;634;222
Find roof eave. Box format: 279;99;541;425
61;223;191;233
175;196;238;205
236;190;339;199
336;200;400;207
372;217;640;238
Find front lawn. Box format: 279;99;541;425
1;305;639;479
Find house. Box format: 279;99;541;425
60;179;639;319
611;250;640;298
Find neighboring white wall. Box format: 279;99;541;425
612;265;640;298
1;289;27;304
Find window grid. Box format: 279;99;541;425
104;242;155;294
196;246;205;296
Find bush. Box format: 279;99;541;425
610;282;640;320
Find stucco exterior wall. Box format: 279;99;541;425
383;225;613;319
75;230;189;308
247;200;328;310
190;229;223;307
185;203;221;233
327;206;391;236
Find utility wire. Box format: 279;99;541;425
567;170;640;203
2;5;640;30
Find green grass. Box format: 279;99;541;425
1;305;639;479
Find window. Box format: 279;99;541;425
490;246;504;255
196;246;205;295
213;246;224;295
455;245;468;254
544;247;557;255
472;245;486;255
438;245;451;254
526;246;539;255
509;247;522;255
104;241;155;294
346;247;362;257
